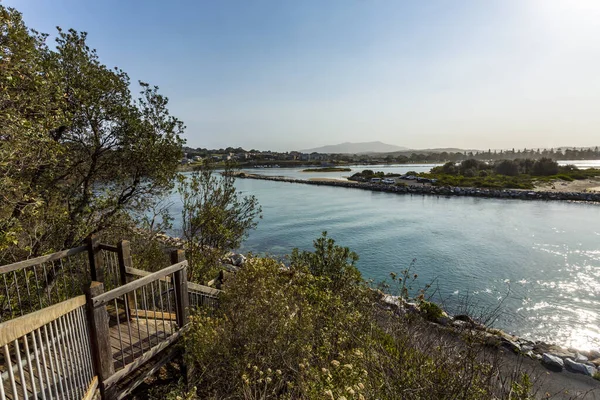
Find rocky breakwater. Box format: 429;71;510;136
379;293;600;378
236;173;600;203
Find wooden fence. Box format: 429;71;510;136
0;237;221;400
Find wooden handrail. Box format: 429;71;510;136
0;295;86;346
126;266;221;296
92;260;188;307
99;243;119;252
0;245;88;274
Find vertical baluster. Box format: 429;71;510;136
13;271;23;316
3;274;13;320
114;298;126;368
42;264;51;305
23;335;37;399
46;322;65;399
4;343;19;400
75;307;94;383
54;318;72;399
0;368;5;399
141;286;153;347
14;339;29;400
132;290;145;353
165;278;174;335
23;268;33;314
31;331;48;400
49;261;59;304
65;312;85;398
41;325;59;399
158;280;167;336
32;265;43;310
122;292;136;362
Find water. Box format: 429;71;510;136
244;164;441;181
559;160;600;169
168;164;600;351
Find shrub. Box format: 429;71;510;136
175;235;531;399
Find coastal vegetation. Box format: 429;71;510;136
349;159;600;190
154;233;532;400
423;158;600;189
302;167;352;172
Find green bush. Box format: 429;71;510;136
174;235;531;399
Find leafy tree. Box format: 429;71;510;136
494;160;519;176
532;157;559;176
1;6;184;261
177;163;262;282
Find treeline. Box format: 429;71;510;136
383;147;600;164
432;158;564;177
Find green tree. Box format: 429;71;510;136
494;160;519;176
1;6;184;261
177;163;262;282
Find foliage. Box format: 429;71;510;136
0;6;184;262
177;163;262;282
177;235;531;399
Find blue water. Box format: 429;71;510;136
168;165;600;351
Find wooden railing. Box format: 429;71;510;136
0;238;222;400
0;296;97;399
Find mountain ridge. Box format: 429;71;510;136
299;141;409;154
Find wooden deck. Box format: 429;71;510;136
107;310;175;371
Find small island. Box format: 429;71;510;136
302;167;352;172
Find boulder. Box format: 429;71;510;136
575;353;588;363
542;353;564;370
231;253;246;266
564;358;595;376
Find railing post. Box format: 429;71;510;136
86;234;104;282
85;282;115;399
170;249;192;388
170;250;189;328
117;240;134;319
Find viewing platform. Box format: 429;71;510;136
0;236;219;399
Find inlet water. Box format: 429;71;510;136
169;166;600;351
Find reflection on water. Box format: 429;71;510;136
168;171;600;350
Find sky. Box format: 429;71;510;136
6;0;600;151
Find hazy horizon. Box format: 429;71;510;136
8;0;600;152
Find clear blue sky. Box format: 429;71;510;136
7;0;600;151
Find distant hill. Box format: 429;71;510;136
300;141;409;154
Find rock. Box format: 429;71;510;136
231;253;246;266
589;358;600;367
575;353;588;363
564;358;595;376
542;353;564;370
501;338;521;353
588;349;600;359
521;345;534;353
454;314;476;325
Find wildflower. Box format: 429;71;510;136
339;396;347;400
324;389;334;399
358;382;365;390
267;368;272;374
276;369;282;376
322;367;329;374
354;349;363;358
252;365;258;371
359;395;365;400
346;387;355;395
299;363;305;369
343;364;353;370
331;360;340;367
266;377;272;383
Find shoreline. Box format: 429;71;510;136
237;173;600;203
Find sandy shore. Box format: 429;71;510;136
534;178;600;193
